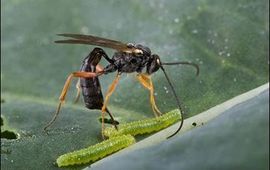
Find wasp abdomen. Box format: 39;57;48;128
81;79;104;109
80;52;104;110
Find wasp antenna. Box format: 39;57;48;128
160;66;184;139
161;61;199;76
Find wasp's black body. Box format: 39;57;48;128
44;34;199;138
79;44;158;121
80;43;160;109
79;49;104;110
103;45;157;74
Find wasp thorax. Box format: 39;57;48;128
135;44;151;56
133;49;143;55
127;43;135;48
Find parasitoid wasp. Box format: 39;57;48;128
44;34;199;139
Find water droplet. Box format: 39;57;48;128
16;36;24;44
41;38;49;45
164;9;169;14
226;53;231;57
224;38;229;42
214;32;218;37
174;18;179;23
186;16;192;20
159;3;164;9
116;22;123;30
218;51;224;56
149;1;154;8
259;30;265;35
158;16;163;21
192;29;198;34
233;78;237;82
81;26;89;34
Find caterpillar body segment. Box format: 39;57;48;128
104;109;181;138
56;134;135;167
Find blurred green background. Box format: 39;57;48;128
1;0;269;170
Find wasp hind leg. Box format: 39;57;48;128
73;63;104;104
43;71;102;131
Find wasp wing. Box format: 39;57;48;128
55;33;136;52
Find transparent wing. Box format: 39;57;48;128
55;33;136;52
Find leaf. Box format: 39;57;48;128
1;0;268;170
88;85;269;170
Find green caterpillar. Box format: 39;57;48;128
104;109;181;137
56;110;180;166
56;134;135;167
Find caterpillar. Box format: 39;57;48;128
104;109;181;138
56;134;135;167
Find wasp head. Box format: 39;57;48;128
146;54;161;74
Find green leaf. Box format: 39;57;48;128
1;0;268;170
89;85;269;170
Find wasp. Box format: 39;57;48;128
44;34;199;139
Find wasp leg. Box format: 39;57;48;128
137;74;162;117
96;64;104;72
105;108;119;130
88;64;120;131
73;64;104;104
101;73;121;139
43;71;103;131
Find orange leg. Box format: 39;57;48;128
44;71;101;131
137;73;162;117
96;64;104;72
73;64;103;104
101;73;121;138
